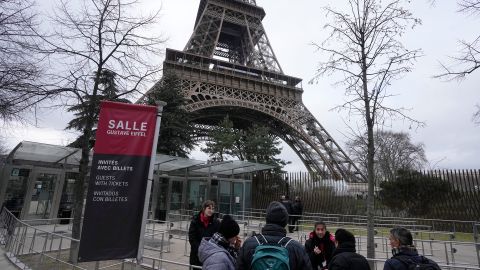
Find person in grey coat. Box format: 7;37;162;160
198;215;241;270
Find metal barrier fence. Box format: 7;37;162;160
244;208;479;237
253;170;480;227
1;207;479;270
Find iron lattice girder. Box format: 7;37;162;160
154;0;365;182
185;0;282;73
180;77;364;182
163;49;365;182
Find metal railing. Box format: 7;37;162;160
1;207;479;269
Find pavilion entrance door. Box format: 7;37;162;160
187;180;207;211
232;182;244;216
168;180;184;213
25;170;62;220
2;168;30;218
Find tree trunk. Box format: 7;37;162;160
68;126;91;263
362;45;376;268
69;69;102;263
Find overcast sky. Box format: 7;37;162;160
2;0;479;171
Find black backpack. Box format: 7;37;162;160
394;255;441;270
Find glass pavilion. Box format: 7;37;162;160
0;141;273;221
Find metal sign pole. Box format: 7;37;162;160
136;101;167;268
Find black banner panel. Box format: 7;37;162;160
78;154;150;261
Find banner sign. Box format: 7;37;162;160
78;101;157;262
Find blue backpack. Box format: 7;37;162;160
251;234;293;270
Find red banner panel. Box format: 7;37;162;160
94;101;157;156
78;101;157;262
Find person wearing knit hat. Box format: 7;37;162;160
237;201;313;270
328;229;370;270
198;215;242;270
266;201;289;227
219;214;241;239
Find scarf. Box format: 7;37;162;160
210;232;238;259
200;212;210;228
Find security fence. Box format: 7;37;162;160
253;169;480;231
1;207;479;269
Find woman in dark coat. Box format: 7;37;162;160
188;200;220;267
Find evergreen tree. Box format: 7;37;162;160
379;169;451;216
146;74;196;157
67;69;130;148
242;124;288;170
202;115;240;161
203;116;288;170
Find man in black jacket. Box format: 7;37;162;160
237;201;312;270
328;229;370;270
188;200;220;267
291;196;303;231
305;221;336;270
384;227;440;270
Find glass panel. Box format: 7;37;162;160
151;177;169;221
219;181;231;214
188;180;207;211
170;180;183;212
154;177;169;221
59;173;77;211
210;180;219;205
4;168;30;218
157;178;169;210
233;182;243;215
245;182;252;210
28;173;57;219
58;172;77;221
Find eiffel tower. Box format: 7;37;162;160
158;0;365;182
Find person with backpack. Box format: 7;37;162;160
188;200;220;267
305;221;336;270
237;201;312;270
198;215;242;270
384;227;441;270
328;229;370;270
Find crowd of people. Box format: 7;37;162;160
189;197;440;270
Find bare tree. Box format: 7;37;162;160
435;0;480;123
0;0;50;122
474;104;480;124
0;137;8;154
311;0;422;264
436;0;480;80
347;130;427;182
39;0;164;262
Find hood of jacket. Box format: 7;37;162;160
332;241;356;256
309;230;335;242
198;238;232;263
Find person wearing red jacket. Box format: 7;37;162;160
305;221;336;270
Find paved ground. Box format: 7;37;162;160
1;220;479;270
1;245;24;270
